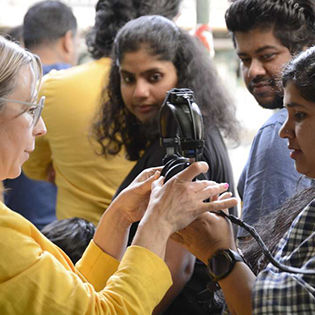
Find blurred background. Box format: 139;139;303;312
0;0;274;185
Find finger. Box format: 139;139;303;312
175;161;209;182
151;175;164;190
207;198;238;212
139;170;161;191
200;182;230;198
191;197;238;218
218;192;233;200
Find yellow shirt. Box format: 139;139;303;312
0;202;172;314
23;58;135;225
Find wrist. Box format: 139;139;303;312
94;206;131;251
207;248;243;282
105;200;133;228
132;219;171;259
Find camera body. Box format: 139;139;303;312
159;88;205;182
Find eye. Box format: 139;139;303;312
239;57;251;67
149;72;162;83
121;73;135;84
260;53;276;62
294;111;306;121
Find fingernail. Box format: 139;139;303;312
224;183;229;189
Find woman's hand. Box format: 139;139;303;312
133;162;237;259
93;167;161;260
171;193;237;264
110;167;162;224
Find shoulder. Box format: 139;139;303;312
259;108;287;130
41;58;111;88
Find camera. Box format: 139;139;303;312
159;88;205;182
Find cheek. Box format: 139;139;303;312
156;78;177;103
120;85;132;111
297;126;315;169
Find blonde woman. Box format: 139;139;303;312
0;36;236;314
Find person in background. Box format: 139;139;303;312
41;217;96;264
23;0;182;226
225;0;315;242
4;25;24;46
4;0;79;229
93;15;238;314
0;34;238;314
172;45;315;314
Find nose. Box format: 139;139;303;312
33;116;47;137
279;116;293;139
247;58;266;80
133;78;150;100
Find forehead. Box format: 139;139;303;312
10;64;36;100
284;82;315;108
234;27;285;53
120;48;172;72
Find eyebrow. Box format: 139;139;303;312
237;45;278;56
285;101;304;108
120;68;163;76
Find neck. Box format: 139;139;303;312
30;45;69;66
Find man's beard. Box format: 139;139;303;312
259;92;283;109
248;75;284;109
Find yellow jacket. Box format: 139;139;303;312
0;202;172;314
23;58;135;226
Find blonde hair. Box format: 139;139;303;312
0;36;42;110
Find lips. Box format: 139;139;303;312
137;105;154;113
251;82;273;94
288;145;302;160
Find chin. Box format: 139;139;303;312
7;168;22;180
256;95;283;110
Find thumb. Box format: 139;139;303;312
151;175;164;190
139;170;161;192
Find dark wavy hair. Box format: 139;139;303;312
41;217;95;264
282;46;315;102
225;0;315;54
93;15;238;160
86;0;182;59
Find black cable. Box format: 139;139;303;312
210;210;315;275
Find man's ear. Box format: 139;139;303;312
62;30;74;53
61;30;78;65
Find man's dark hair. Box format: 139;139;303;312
225;0;315;54
41;217;96;264
23;0;77;50
93;15;238;160
86;0;182;59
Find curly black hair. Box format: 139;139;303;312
86;0;182;59
225;0;315;54
93;15;239;160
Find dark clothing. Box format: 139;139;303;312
3;63;71;230
115;127;235;314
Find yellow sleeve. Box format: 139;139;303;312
0;207;172;314
75;240;120;292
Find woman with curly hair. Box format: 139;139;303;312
93;15;239;314
23;0;183;227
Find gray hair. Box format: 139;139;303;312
0;36;42;111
